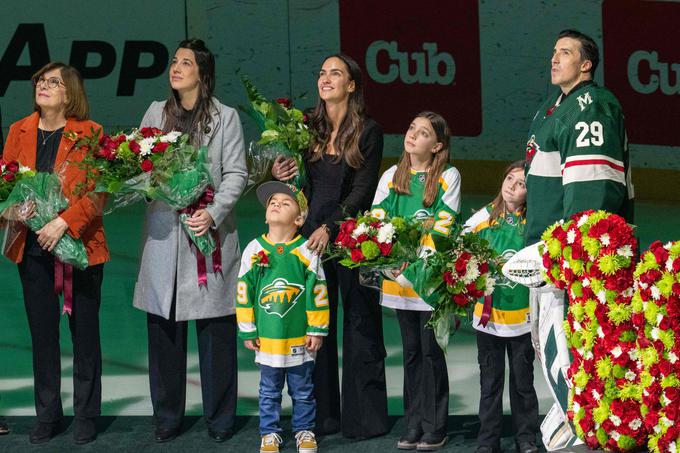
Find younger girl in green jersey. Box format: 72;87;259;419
371;111;460;451
463;161;538;453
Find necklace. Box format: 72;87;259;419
39;128;62;146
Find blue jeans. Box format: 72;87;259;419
259;361;316;435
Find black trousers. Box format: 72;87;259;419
18;253;104;423
476;331;538;448
147;309;238;432
396;309;449;437
313;258;388;438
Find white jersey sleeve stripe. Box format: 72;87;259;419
441;167;462;213
562;163;626;185
371;165;397;206
238;240;263;278
527;150;561;178
562;154;624;170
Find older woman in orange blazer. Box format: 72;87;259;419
1;62;108;445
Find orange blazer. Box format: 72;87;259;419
1;112;109;266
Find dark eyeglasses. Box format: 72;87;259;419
34;76;64;89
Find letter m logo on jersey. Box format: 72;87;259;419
577;92;593;111
258;278;305;318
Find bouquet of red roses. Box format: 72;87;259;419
541;210;646;452
71;127;216;259
331;212;424;270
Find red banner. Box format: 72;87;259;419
339;0;481;136
603;0;680;146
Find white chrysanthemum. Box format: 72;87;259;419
625;370;636;381
562;260;570;269
126;132;137;141
376;223;395;244
572;401;581;413
670;441;678;453
573;321;582;332
352;222;369;239
582;277;590;287
629;419;642;431
628;349;639;361
611;431;621;441
600;233;611;246
651;327;661;340
463;259;481;284
622;288;633;298
611;346;623;358
668;258;676;272
617;244;634;257
484;277;496;295
669;352;679;364
577;347;586;357
597;291;607;304
666;242;674;249
654;425;662;434
661;417;674;428
160;131;182;143
575;387;582;395
639;282;649;290
664;395;672;406
584;351;594;360
19;164;32;173
610;415;622;426
592;389;601;401
658;313;665;324
597;326;605;338
651;285;662;300
139;137;155;156
567;229;577;244
577;215;589;227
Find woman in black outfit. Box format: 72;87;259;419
272;53;388;439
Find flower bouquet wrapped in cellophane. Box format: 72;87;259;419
239;76;312;190
0;170;89;270
70;127;216;257
404;224;500;350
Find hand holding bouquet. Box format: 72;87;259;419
240;76;312;189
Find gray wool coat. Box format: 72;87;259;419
132;99;247;321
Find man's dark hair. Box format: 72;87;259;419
558;29;599;76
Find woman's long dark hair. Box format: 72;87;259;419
308;53;366;169
392;111;451;207
162;38;215;145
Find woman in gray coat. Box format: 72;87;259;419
133;39;247;443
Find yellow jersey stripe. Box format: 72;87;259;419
291;248;311;267
307;310;330;329
382;279;420;298
235;307;254;323
259;336;307;355
473;302;529;325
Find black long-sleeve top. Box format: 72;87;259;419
302;117;384;240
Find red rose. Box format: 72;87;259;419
129;140;141;154
140;127;161;138
666;403;679;421
666;387;680;402
659;316;672;330
350;248;365;263
2;172;15;182
542;255;553;270
153;142;169;153
340;218;357;234
356;234;369;243
105;150;117;161
673;258;680;273
275;97;292;109
378;242;392;256
659;360;672;376
455;252;471;275
258;250;269;265
478;262;489;274
340;235;357;249
443;271;455;286
141;159;154;172
653;246;670;266
5;161;19;173
453;293;468;307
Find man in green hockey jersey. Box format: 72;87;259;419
523;29;634;451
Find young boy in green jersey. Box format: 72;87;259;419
237;181;329;453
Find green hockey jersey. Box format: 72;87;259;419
371;165;461;311
524;81;634;246
464;205;530;337
236;234;329;368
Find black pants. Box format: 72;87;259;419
476;331;538;448
147;309;237;433
18;253;104;423
396;309;449;437
313;259;388;438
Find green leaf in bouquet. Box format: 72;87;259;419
179;213;217;256
271;102;291;123
432;309;452;351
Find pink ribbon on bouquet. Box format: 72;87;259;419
178;187;222;288
54;260;74;316
477;295;494;327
